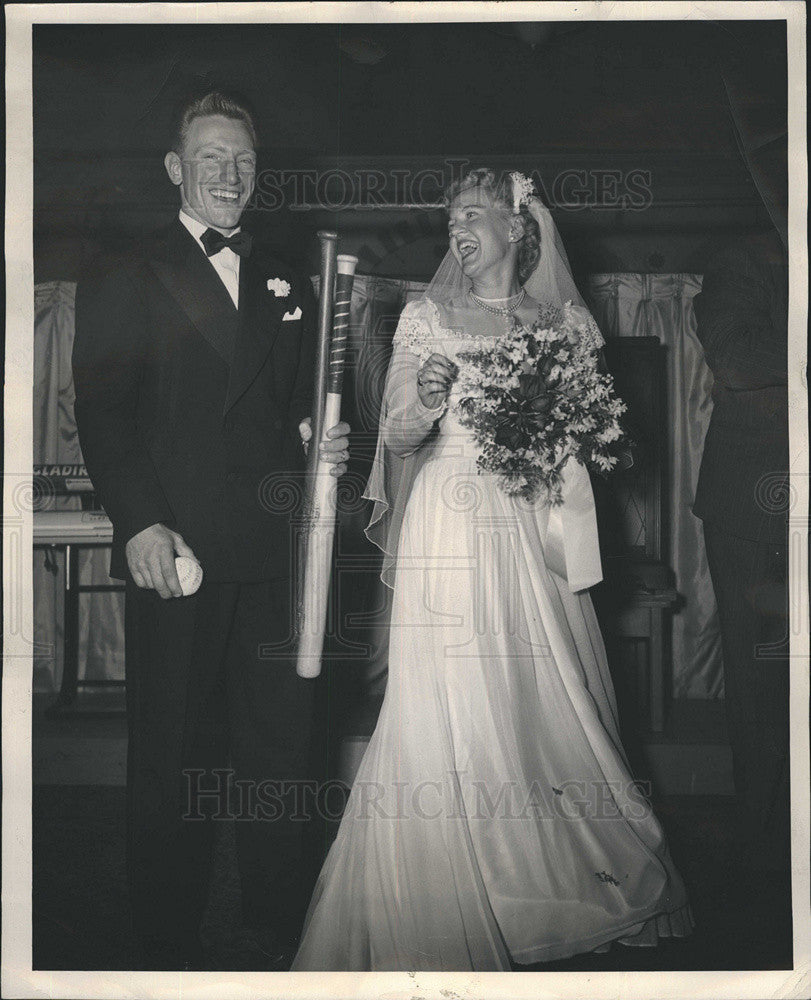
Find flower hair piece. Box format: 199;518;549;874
509;171;536;214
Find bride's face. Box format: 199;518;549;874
447;187;515;281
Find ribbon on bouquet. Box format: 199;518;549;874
543;458;603;592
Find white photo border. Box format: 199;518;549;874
4;3;808;998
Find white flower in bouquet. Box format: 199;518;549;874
452;306;629;504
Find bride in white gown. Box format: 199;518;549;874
292;169;693;971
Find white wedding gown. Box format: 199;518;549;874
292;299;693;971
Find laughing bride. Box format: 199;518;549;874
292;168;693;971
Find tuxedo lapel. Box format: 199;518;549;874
147;220;239;365
224;251;282;414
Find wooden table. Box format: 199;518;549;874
33;510;123;714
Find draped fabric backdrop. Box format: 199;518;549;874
33;274;723;698
33;282;124;693
583;274;722;698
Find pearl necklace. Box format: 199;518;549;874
469;288;526;315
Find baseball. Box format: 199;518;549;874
175;556;203;596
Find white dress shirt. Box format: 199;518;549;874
179;210;241;308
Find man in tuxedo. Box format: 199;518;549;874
693;230;790;876
73;91;349;970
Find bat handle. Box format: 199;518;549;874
308;231;339;476
327;255;359;398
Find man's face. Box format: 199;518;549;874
164;114;257;232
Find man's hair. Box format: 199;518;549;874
170;90;258;154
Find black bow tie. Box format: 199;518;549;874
200;228;253;258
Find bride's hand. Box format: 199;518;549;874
417;353;457;410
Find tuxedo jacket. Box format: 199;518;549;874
692;234;789;545
73;218;317;581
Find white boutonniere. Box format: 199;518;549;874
267;278;291;297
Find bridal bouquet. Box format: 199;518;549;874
454;303;628;504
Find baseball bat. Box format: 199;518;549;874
296;244;358;678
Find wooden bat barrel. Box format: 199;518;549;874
296;250;358;678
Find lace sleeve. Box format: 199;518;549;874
569;304;606;351
583;313;606;351
392;298;441;363
382;299;447;456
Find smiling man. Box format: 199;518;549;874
167;110;257;237
72;91;349;971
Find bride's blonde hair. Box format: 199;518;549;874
443;168;542;285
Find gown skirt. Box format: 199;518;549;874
292;414;693;971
